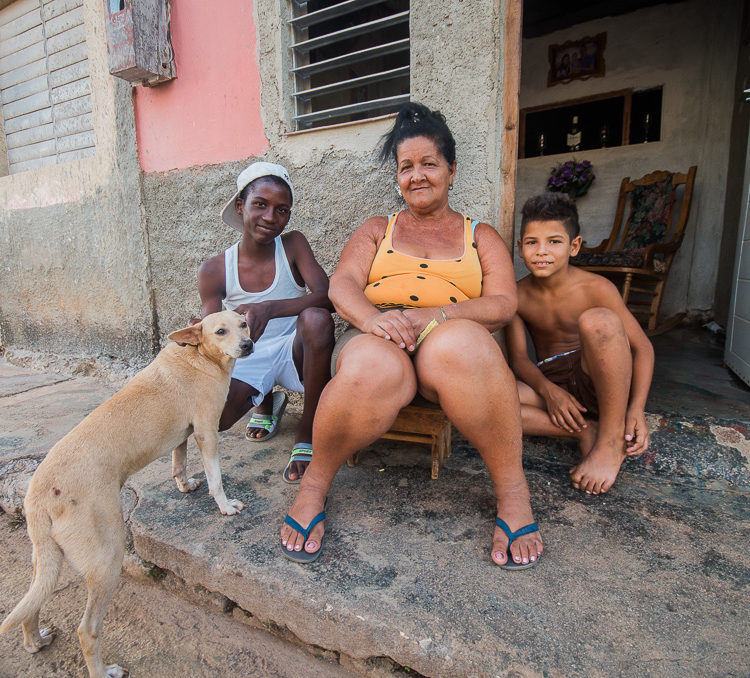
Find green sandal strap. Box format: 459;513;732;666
288;443;313;463
247;414;275;431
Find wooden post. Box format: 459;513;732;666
499;0;523;245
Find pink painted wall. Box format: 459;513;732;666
133;1;268;172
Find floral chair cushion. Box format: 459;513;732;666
622;175;673;249
572;249;646;268
572;249;666;272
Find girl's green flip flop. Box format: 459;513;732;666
245;391;287;442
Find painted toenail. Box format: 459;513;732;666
530;556;536;561
282;539;287;546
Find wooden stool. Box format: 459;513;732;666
347;397;452;479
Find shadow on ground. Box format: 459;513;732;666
1;326;748;677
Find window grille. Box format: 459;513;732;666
289;0;410;130
0;0;95;175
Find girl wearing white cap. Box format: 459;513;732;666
196;162;334;482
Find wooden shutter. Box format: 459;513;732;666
0;0;95;174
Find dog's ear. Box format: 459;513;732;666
168;322;202;346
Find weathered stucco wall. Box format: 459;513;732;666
515;0;741;321
0;0;154;360
1;0;517;361
145;0;514;341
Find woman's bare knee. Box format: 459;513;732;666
416;320;511;391
337;337;416;397
418;320;504;370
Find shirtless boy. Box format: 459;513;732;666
197;162;335;482
505;193;654;495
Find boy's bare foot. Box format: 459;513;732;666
491;487;543;567
576;419;598;458
280;485;326;555
569;438;626;494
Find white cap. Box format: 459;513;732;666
220;162;295;232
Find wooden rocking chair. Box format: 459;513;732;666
572;165;697;335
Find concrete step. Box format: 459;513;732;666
126;421;750;677
1;360;749;676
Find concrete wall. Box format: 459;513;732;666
1;0;517;361
515;0;741;320
0;0;155;360
145;0;515;341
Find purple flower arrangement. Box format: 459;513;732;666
546;159;595;199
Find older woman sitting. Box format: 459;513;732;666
280;103;543;569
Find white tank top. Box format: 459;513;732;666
223;237;306;342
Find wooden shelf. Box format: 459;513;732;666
520;87;662;158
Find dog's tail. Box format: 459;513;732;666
0;506;62;634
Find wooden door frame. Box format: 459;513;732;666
498;0;522;245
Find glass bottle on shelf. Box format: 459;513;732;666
566;115;581;152
537;132;546;156
643;113;651;143
599;124;608;148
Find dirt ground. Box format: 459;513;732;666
0;514;354;678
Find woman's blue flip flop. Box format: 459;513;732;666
495;517;540;570
281;505;326;563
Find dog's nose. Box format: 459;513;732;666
239;339;254;356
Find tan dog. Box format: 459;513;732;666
1;310;253;678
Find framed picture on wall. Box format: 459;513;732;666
548;33;606;87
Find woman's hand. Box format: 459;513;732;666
402;307;440;338
362;309;418;352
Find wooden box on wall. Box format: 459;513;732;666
103;0;175;86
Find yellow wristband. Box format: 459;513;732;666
416;319;438;346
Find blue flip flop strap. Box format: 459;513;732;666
495;517;539;547
284;510;326;540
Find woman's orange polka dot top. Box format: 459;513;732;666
364;212;483;308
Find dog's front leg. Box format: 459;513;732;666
193;430;244;515
172;441;202;493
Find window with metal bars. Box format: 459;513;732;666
288;0;410;130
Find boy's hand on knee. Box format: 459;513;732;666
625;408;649;455
543;385;587;432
